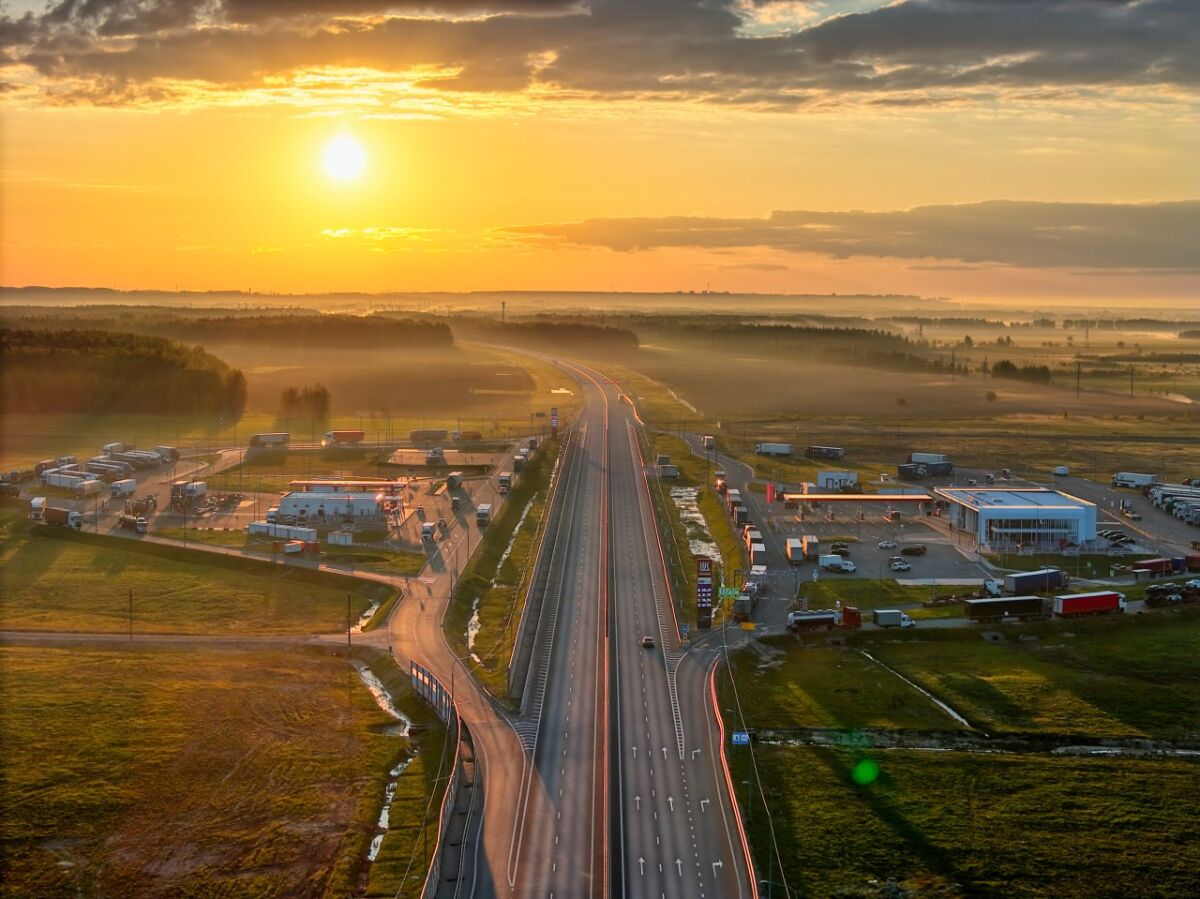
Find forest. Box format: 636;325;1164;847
1;329;247;416
0;310;453;350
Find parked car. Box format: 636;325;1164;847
877;539;897;549
900;544;928;556
1122;509;1142;520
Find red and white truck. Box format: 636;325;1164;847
324;430;365;445
1052;591;1126;618
787;606;862;632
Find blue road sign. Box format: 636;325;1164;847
732;731;750;746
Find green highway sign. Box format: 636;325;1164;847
718;586;741;598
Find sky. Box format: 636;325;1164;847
1;0;1197;302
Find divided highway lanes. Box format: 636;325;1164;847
605;389;758;899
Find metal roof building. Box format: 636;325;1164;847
934;487;1097;551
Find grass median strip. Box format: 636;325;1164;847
445;438;559;700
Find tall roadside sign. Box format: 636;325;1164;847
550;406;559;439
696;555;714;630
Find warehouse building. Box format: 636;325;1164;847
276;491;385;523
934;487;1097;551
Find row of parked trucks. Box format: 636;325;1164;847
1146;483;1200;527
965;591;1127;622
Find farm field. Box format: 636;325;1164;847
0;645;447;899
727;745;1200;899
0;517;384;634
863;613;1200;741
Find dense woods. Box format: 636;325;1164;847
990;359;1053;384
1;329;247;415
454;319;639;350
0;311;453;350
279;384;331;418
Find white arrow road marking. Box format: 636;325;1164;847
712;860;724;876
692;749;702;759
632;745;638;758
700;798;710;812
667;796;675;812
676;859;684;877
639;858;645;876
662;746;668;759
635;795;641;810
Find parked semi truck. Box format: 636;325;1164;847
110;478;137;498
249;432;290;447
805;446;845;460
786;537;804;565
43;506;84;528
755;442;794;457
964;596;1046;622
1003;568;1065;594
1053;591;1125;617
324;430;365;445
873;609;916;628
1134;558;1174;575
787;606;862;631
749;542;768;566
910;452;951;465
476;503;492;525
1111;471;1158;488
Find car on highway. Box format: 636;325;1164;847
900;544;928;556
1186;579;1200;590
877;539;897;549
640;635;656;648
889;558;912;572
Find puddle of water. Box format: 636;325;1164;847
368;756;415;861
351;600;381;634
468;496;535;652
350;659;416;865
350;659;411;736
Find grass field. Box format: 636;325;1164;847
0;646;413;898
155;526;426;576
723;612;1200;897
865;612;1200;741
728;746;1200;899
798;579;966;611
719;638;962;732
0;517;384;634
445;439;560;699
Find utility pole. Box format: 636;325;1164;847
129;589;133;643
1129;368;1134;397
1076;361;1081;397
347;594;352;649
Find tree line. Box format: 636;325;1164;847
1;329;247;416
279;384;331;418
0;311;453;350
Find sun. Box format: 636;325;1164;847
323;135;366;181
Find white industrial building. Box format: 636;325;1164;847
817;470;858;490
277;491;385;523
934;487;1097;551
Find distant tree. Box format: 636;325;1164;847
985;390;998;402
279;383;331;418
963;335;974;348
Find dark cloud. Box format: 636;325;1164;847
505;201;1200;270
2;0;1196;106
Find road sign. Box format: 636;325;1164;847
696;556;714;629
718;586;741;599
550;406;559;438
681;624;689;641
732;731;750;746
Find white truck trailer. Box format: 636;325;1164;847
755;442;794;457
